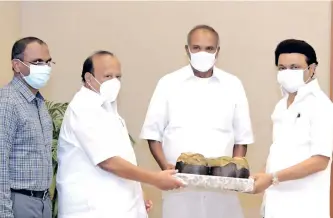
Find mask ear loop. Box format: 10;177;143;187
310;64;317;79
86;74;101;94
280;85;288;97
13;59;29;77
304;64;316;83
87;82;99;94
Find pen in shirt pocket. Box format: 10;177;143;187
294;113;301;123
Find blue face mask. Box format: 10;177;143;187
18;61;52;90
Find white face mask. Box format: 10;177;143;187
277;68;311;93
16;60;52;90
90;77;121;102
188;48;217;72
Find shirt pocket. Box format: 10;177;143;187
17;116;44;150
167;93;193;128
290;114;311;146
272;111;310;147
207;97;234;131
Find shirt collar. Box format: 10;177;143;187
80;86;105;106
182;65;222;81
80;86;119;114
282;79;321;100
298;79;321;96
11;76;44;102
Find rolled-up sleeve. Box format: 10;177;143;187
0;99;16;218
140;79;168;142
310;104;333;158
70;107;123;165
232;79;254;145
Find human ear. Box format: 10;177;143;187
309;64;317;78
185;45;191;59
84;72;93;83
215;46;220;58
12;59;21;73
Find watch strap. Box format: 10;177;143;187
271;172;279;185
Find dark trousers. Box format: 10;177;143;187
11;192;52;218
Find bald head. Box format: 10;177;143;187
81;50;122;92
91;54;121;77
82;51;121;81
187;25;219;46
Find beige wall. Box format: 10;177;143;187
0;2;20;87
1;1;331;218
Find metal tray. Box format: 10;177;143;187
173;173;254;193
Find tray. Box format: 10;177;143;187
173;173;254;193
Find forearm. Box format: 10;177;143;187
148;140;168;170
233;144;247;157
276;155;330;182
99;156;157;185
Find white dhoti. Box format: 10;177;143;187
162;190;244;218
264;188;330;218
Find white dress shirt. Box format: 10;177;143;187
140;65;254;218
265;79;333;218
57;87;147;218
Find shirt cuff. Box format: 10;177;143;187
91;152;119;166
310;149;332;158
140;130;162;142
234;139;254;145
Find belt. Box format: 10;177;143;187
11;189;49;200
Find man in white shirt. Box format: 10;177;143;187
57;51;184;218
140;25;254;218
252;39;333;218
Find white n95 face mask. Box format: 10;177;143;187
99;78;121;102
277;69;307;93
188;48;217;72
89;77;121;102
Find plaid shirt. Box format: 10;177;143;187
0;77;53;218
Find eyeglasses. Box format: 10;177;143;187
26;60;56;66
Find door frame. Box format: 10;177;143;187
330;1;333;218
331;0;333;100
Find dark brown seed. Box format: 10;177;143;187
176;161;209;175
210;162;237;178
235;168;250;178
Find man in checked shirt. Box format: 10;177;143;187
0;37;54;218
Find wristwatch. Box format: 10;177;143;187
271;172;279;186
